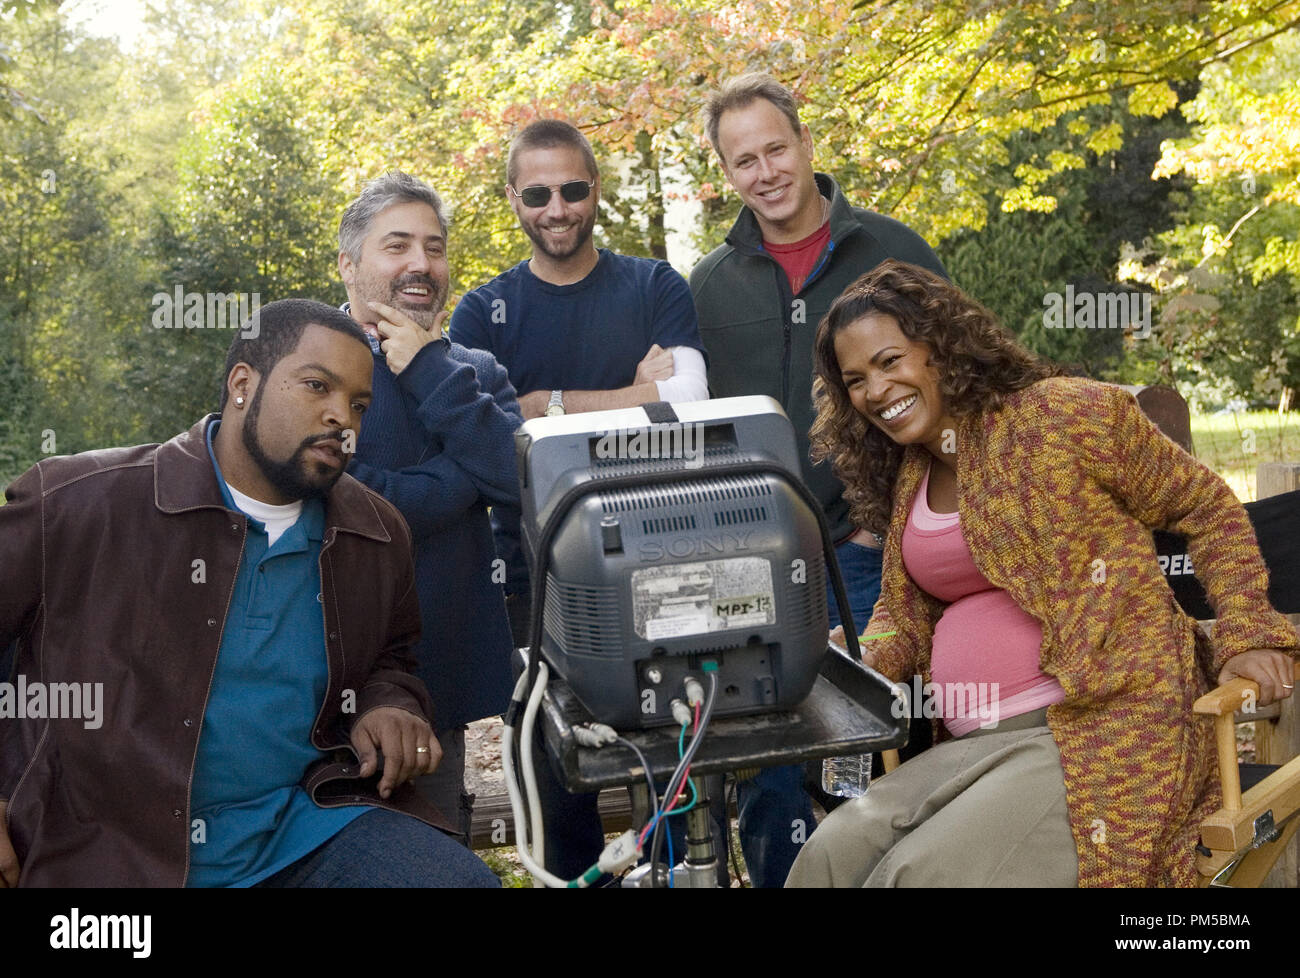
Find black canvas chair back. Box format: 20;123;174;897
1155;487;1300;620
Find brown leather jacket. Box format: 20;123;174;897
0;416;450;886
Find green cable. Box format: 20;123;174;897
665;775;699;816
570;865;603;888
664;720;699;816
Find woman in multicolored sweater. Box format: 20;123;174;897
789;260;1298;887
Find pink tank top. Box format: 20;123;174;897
901;461;1064;735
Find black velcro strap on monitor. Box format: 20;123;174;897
642;401;680;425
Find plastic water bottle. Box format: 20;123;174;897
822;753;872;798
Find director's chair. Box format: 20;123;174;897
1194;660;1300;887
1162;479;1300;888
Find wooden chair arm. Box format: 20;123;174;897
1193;677;1259;717
1193;662;1299;813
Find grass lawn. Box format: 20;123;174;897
1189;411;1300;501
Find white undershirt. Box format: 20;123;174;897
227;484;303;547
654;346;710;403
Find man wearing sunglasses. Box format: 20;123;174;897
451;118;707;423
449;119;709;636
449;118;709;881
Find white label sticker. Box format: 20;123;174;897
632;557;775;640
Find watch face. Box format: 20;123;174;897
545;403;565;416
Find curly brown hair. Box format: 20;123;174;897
810;260;1059;535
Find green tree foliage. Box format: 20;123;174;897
512;0;1296;240
0;0;269;485
1130;28;1300;408
3;0;1298;494
149;62;344;429
0;0;57;123
942;100;1194;378
0;5;155;482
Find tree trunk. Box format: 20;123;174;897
638;131;666;261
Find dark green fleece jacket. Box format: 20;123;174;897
689;172;948;542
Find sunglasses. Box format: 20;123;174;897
508;179;596;208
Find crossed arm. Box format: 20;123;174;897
514;344;708;419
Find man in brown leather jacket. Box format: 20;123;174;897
0;298;498;887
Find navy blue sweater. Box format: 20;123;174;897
347;332;522;730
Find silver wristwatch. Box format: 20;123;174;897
545;390;565;416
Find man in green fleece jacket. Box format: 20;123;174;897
689;72;948;887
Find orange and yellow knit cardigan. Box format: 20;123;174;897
862;377;1300;886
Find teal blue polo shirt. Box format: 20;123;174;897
187;420;367;887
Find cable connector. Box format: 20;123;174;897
502;697;524;728
573;723;620;748
684;676;705;707
597;830;641;875
670;698;692;726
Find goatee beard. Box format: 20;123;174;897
240;386;342;501
525;218;595;262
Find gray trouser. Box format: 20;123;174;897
787;709;1078;887
413;725;473;848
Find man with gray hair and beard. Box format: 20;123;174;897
338;171;524;846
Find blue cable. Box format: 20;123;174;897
666;820;675;887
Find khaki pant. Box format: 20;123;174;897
787;709;1078;887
